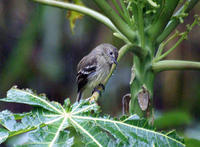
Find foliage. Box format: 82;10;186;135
185;138;200;147
1;0;200;146
0;87;185;146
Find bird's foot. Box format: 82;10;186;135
90;83;105;103
92;87;102;96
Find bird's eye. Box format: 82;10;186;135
109;52;113;55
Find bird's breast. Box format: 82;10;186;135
87;62;110;88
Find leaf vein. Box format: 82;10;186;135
72;115;185;146
69;117;103;147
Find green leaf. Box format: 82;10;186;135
0;87;185;146
70;115;185;146
0;86;63;114
0;108;72;146
154;110;191;129
185;138;200;147
0;128;8;144
0;110;27;132
22;123;74;146
66;0;84;33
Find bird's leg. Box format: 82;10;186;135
92;83;105;95
89;88;100;103
89;83;105;103
92;87;102;96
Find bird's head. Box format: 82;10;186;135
98;43;118;65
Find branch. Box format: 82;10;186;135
152;60;200;73
89;44;135;102
154;35;185;62
156;0;199;44
154;15;200;62
155;30;179;58
93;0;137;42
32;0;118;33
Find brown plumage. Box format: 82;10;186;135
76;43;118;102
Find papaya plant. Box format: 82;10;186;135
0;0;200;146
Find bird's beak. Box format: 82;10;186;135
112;56;118;65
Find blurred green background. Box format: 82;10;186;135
0;0;200;146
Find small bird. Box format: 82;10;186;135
76;43;118;102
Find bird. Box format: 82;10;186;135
76;43;118;102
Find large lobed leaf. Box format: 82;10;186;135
0;87;185;146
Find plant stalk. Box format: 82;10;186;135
152;60;200;73
148;0;179;42
94;0;137;42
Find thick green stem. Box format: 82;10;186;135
152;60;200;73
129;2;154;117
130;55;155;117
94;0;137;42
157;0;199;44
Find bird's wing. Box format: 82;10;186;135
76;55;97;92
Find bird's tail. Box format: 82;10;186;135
76;91;82;102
